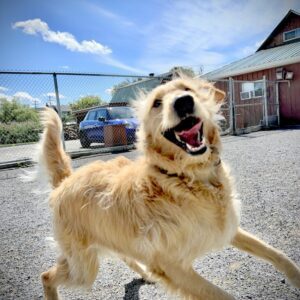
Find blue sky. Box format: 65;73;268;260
0;0;300;106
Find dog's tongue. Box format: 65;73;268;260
177;122;202;147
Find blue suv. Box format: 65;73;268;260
79;106;138;148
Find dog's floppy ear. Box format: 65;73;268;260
198;81;226;104
213;87;226;104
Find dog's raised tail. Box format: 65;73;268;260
39;108;72;188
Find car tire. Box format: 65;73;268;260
79;133;91;148
64;133;70;140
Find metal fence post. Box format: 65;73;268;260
262;75;269;128
229;77;236;135
53;73;66;150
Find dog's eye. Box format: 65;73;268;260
153;99;162;108
184;87;191;91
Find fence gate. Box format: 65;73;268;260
215;78;279;135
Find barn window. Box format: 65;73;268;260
254;82;264;97
240;81;264;100
283;28;300;42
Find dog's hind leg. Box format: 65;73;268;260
41;249;99;300
231;227;300;288
156;259;235;300
122;257;156;283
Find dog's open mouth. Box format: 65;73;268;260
163;116;207;155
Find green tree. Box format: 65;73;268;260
0;98;39;123
70;95;105;111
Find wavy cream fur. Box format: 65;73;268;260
40;77;300;300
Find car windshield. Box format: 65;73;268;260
108;107;135;119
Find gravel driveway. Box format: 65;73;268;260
0;128;299;300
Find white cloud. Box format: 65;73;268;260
0;91;41;105
86;3;134;27
13;18;112;55
44;92;65;99
137;0;300;73
0;93;12;101
12;18;144;74
14;91;40;104
60;65;69;70
0;86;9;92
96;56;146;74
105;88;113;95
240;40;265;57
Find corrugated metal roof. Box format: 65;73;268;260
203;41;300;80
110;77;162;104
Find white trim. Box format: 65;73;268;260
283;28;300;42
240;80;264;101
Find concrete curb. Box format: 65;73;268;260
0;158;33;170
0;144;136;170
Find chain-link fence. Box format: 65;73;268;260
0;71;164;166
0;71;280;166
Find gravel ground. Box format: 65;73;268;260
0;128;299;300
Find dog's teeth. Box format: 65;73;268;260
187;144;200;152
175;132;182;142
197;130;204;142
186;142;206;152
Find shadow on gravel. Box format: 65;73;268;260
123;278;154;300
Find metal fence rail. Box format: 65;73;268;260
0;71;279;167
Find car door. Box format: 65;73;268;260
81;110;97;140
89;109;108;142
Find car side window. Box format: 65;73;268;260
87;111;97;120
96;109;107;120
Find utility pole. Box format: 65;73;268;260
48;95;53;106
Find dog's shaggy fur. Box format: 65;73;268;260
39;77;300;300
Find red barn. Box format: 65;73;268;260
204;10;300;126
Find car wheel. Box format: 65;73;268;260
64;133;70;140
80;133;91;148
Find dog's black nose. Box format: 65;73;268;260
174;95;194;118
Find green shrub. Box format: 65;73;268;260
0;121;42;145
0;99;39;123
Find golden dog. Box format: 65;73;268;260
39;77;300;299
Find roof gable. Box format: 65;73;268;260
257;10;300;51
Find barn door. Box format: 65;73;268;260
278;81;292;125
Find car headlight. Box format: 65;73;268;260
124;122;135;129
